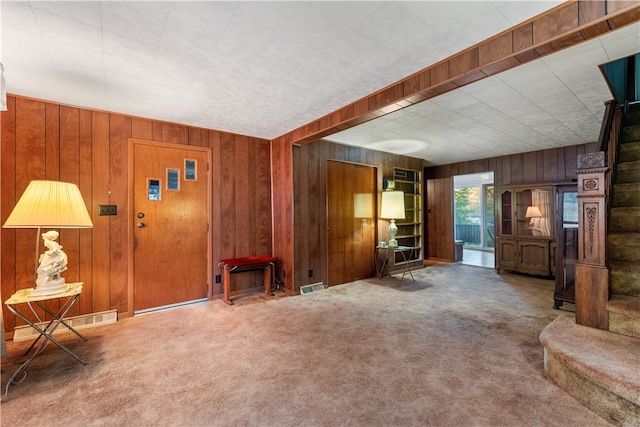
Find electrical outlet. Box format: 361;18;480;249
215;275;221;284
98;205;117;216
308;269;314;278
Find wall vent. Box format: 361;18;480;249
13;309;118;342
300;282;325;295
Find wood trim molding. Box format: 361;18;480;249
273;0;640;147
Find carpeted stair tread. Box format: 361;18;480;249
608;295;640;317
608;233;640;263
540;314;640;407
622;126;640;143
610;260;640;297
609;207;640;232
618;141;640;162
622;124;640;143
615;160;640;184
608;295;640;339
612;183;640;207
623;106;640;124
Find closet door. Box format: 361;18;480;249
426;177;454;261
326;161;376;286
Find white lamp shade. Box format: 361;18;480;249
380;191;405;220
3;180;93;228
525;206;542;218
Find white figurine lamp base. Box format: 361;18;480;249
381;191;405;248
388;219;399;247
33;230;69;296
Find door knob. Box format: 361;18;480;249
137;222;145;228
137;212;145;218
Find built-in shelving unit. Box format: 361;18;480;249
388;167;423;271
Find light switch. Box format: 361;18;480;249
98;205;117;216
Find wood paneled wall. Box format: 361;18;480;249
292;140;424;293
424;142;598;261
1;95;272;334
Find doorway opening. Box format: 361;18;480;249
453;172;494;268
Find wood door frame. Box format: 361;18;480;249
326;159;378;286
127;138;212;317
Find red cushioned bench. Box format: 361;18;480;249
218;256;276;305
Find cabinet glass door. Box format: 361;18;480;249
517;188;551;237
557;190;578;303
500;190;513;235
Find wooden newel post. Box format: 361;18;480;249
575;152;609;330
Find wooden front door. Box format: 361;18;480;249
132;140;210;312
327;161;376;286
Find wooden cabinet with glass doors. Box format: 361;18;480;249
553;182;578;308
497;184;555;277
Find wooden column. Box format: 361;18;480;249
575;152;609;329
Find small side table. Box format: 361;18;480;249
376;246;416;283
4;282;88;383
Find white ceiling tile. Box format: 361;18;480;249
33;8;103;50
237;1;310;33
2;26;48;59
490;1;564;25
102;31;158;64
31;1;102;27
160;24;219;61
1;1;39;34
101;2;166;45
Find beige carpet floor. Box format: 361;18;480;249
1;263;612;426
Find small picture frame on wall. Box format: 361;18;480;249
185;159;197;181
167;168;180;191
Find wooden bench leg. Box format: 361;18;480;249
223;269;233;305
264;264;274;295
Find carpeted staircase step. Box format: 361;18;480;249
608;295;640;339
540;314;640;426
622;124;640;143
610;260;640;297
609;207;640;233
620;124;640;144
623;106;640;125
615;160;640;184
612;183;640;207
608;233;640;263
618;141;640;163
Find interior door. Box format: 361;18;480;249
327;161;376;286
133;141;209;312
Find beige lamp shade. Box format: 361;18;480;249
380;191;405;220
525;206;542;218
3;180;93;228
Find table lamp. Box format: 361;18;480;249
3;180;93;296
525;206;542;227
380;191;405;247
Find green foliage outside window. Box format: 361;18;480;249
455;187;481;224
